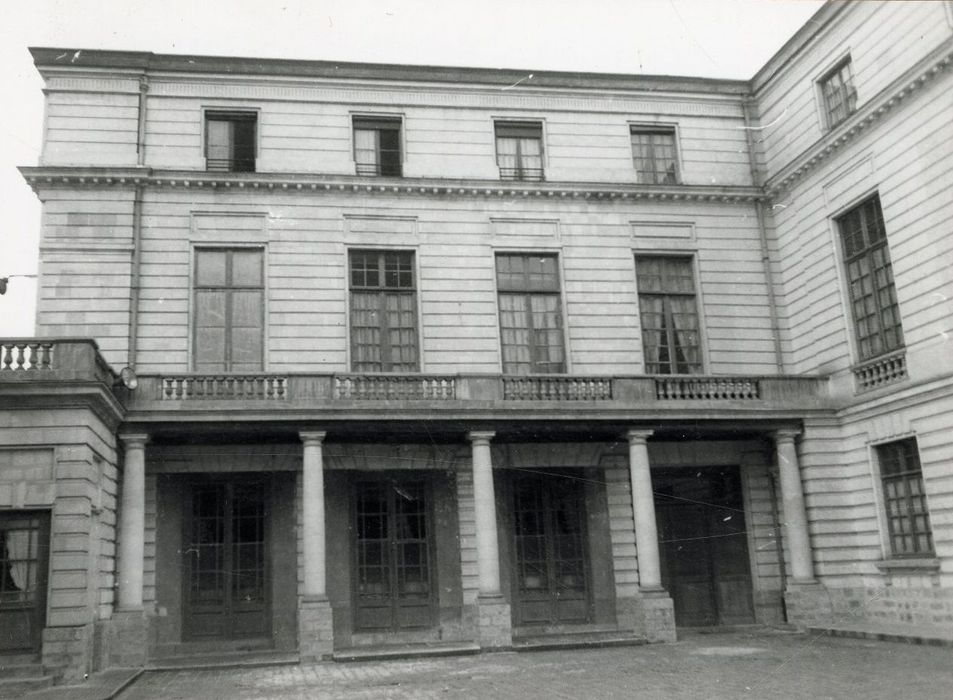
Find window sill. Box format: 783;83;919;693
875;557;939;574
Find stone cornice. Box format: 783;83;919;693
765;41;953;197
19;167;765;204
30;47;749;96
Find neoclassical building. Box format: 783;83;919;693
2;1;951;686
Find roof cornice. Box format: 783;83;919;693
28;47;749;95
765;39;953;197
19;167;765;204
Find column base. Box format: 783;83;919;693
299;597;334;661
476;594;512;650
633;588;676;643
98;609;149;670
784;581;832;629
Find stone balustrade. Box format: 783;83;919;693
334;374;455;400
1;339;54;371
852;349;907;392
160;375;287;400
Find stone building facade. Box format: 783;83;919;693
1;1;951;685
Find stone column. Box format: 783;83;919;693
118;433;148;610
775;430;815;583
105;433;150;670
627;429;661;591
627;429;675;642
299;430;334;660
300;431;327;599
468;431;511;648
469;431;501;596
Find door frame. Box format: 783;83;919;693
349;471;437;632
181;474;273;641
509;469;592;627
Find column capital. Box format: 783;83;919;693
118;433;150;448
626;428;654;445
299;431;327;446
467;431;496;445
774;428;801;444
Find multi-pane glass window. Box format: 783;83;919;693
837;195;904;361
349;250;418;372
636;256;702;374
205;112;257;172
495;122;544;181
820;58;857;129
0;515;43;604
630;126;679;184
353;117;402;176
877;438;933;557
496;254;565;374
193;248;264;371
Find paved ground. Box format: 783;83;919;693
115;629;952;700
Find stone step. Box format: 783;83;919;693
0;662;46;679
0;675;54;696
152;637;274;658
333;641;481;663
512;629;647;652
147;650;299;671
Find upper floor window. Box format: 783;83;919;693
349;250;418;372
205;111;257;172
877;438;933;557
496;253;565;374
353;117;402;177
837;195;903;361
495;122;544;182
635;256;702;374
820;58;857;129
630;126;678;184
193;248;264;371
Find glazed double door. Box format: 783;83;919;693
184;481;269;639
0;511;50;652
513;473;590;625
353;480;434;631
655;467;755;627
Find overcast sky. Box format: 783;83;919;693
0;0;825;336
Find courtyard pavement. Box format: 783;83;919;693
110;629;953;700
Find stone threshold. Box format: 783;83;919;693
332;641;481;662
146;650;300;671
512;624;647;652
808;622;953;648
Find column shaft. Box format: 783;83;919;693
301;431;327;599
118;434;148;610
628;430;662;591
469;432;501;596
776;431;815;582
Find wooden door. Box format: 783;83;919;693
0;512;50;653
353;479;434;631
655;467;755;627
184;481;269;639
513;473;590;625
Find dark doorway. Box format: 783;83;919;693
353;478;434;631
655;467;755;627
183;480;270;640
0;511;50;653
512;471;590;625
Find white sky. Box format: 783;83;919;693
0;0;825;336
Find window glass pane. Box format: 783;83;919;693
636;256;701;374
206;120;232;162
354;128;378;172
231;250;262;286
196;250;227;287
